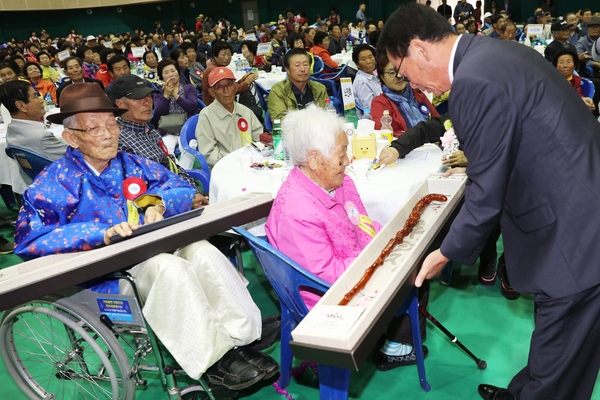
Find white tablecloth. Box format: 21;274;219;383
0;123;64;194
209;144;445;227
331;53;355;70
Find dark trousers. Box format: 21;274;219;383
507;282;600;400
387;280;430;344
479;223;502;264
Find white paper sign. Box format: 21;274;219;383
527;24;543;36
351;29;360;39
57;49;71;62
238;29;243;37
257;43;271;55
292;305;366;338
131;46;145;58
340;77;356;110
104;41;113;48
247;10;254;21
245;33;257;41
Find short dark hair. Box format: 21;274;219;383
157;58;177;80
62;56;82;69
143;50;157;65
76;45;92;60
493;14;506;24
24;61;42;77
211;40;233;59
27;43;38;51
314;31;329;46
581;8;592;15
35;51;50;63
376;52;391;84
379;3;455;59
287;33;305;49
552;46;578;67
283;48;310;69
500;22;517;33
0;80;31;115
165;32;174;39
241;40;257;55
352;44;375;64
328;24;339;33
169;48;186;65
369;30;380;47
100;48;116;64
107;55;128;73
178;42;195;53
0;59;21;78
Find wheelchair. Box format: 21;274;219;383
0;272;238;400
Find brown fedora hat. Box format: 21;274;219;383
47;82;126;124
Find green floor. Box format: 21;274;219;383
0;197;599;400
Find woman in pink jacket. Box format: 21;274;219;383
266;105;430;372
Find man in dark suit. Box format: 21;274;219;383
502;0;514;20
437;0;452;19
380;4;600;400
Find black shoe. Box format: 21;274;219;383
0;235;14;255
374;345;428;371
205;349;265;390
250;314;281;351
478;384;515;400
232;346;279;379
478;261;496;286
497;257;520;300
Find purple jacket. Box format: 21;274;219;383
266;167;381;309
153;83;198;121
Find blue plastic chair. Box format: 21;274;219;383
581;77;595;99
311;77;343;115
255;82;270;111
197;97;207;110
319;63;348;81
583;65;595;78
311;56;325;77
179;114;210;190
264;110;273;132
5;146;53;181
233;227;430;398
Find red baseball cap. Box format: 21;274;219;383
208;67;236;87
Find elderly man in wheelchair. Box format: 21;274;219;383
8;83;278;398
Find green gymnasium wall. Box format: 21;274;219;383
0;0;596;43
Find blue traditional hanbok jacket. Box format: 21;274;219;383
15;147;196;260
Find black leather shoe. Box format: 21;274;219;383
250;314;281;351
497;256;520;300
478;384;516;400
205;349;265;390
374;345;428;371
478;261;497;286
233;346;279;379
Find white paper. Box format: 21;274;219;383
104;41;113;48
131;46;145;58
351;29;360;39
57;49;71;61
527;24;543;36
293;305;366;338
340;77;356;110
257;43;271;55
247;10;254;21
356;119;375;136
245;33;257;41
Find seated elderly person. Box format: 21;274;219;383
352;44;382;118
0;80;67;186
76;45;98;80
371;53;439;137
202;41;257;106
553;47;596;112
24;62;57;103
266;105;430;371
309;31;339;70
241;40;270;69
56;57;104;103
196;68;262;167
268;48;328;122
14;83;278;391
36;51;59;83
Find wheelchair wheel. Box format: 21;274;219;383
0;295;136;400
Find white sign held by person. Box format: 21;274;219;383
340;77;356;110
245;33;257;41
351;29;360;39
57;50;71;62
527;24;543;36
257;43;271;56
131;47;145;58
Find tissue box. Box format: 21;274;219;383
352;134;376;160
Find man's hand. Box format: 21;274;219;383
442;150;468;167
244;72;258;84
583;97;596;111
144;205;165;224
379;147;400;165
192;193;209;209
104;222;139;245
416;249;449;287
443;167;466;176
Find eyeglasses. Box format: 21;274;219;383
394;50;410;83
66;120;119;137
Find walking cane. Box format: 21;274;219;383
419;305;487;370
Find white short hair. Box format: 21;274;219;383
282;104;346;166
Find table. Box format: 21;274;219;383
209;144;446;227
331;52;355;70
0;123;64;194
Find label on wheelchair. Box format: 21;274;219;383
97;298;135;323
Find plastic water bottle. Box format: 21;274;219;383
136;60;143;76
380;110;393;130
362;108;372;120
346;40;353;53
324;98;337;114
273;119;284;161
345;107;359;128
43;92;54;112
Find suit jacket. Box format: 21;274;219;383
437;4;452;18
441;34;600;298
